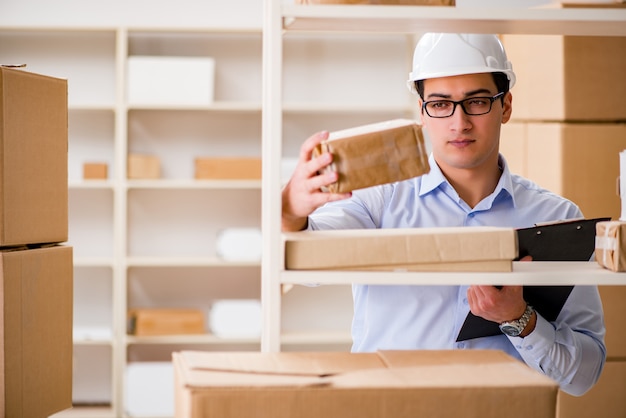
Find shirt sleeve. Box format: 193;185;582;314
508;285;606;396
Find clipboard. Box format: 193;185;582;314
456;217;610;342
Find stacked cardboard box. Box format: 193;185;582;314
500;35;626;417
0;66;73;416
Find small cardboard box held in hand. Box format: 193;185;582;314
0;66;68;246
284;226;518;272
173;350;557;418
313;119;430;193
1;245;73;418
596;220;626;272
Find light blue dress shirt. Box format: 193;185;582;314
308;153;606;396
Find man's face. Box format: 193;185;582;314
419;73;512;174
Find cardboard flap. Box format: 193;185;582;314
180;351;385;377
330;362;557;389
377;349;515;368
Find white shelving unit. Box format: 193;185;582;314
1;8;266;415
260;2;626;353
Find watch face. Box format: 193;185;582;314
500;324;522;337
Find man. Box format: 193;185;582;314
281;33;605;396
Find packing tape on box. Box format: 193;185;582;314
596;228;617;267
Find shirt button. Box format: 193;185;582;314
457;343;466;349
526;345;533;350
463;298;468;305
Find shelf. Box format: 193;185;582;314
126;334;260;345
281;5;626;36
126;256;260;267
127;101;261;112
73;257;115;267
126;179;262;190
69;181;115;190
281;262;626;286
50;406;115;418
282;102;412;114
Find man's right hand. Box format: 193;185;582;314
281;130;352;232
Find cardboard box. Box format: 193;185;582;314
557;361;626;418
0;66;68;246
313;119;430;193
500;122;626;220
127;154;161;179
83;162;108;180
128;308;206;336
173;350;558;418
127;56;215;106
194;157;262;180
598;285;626;358
284;226;517;272
1;245;73;417
501;35;626;121
596;221;626;272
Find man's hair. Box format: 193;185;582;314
415;72;510;102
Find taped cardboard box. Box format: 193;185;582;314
128;308;206;336
595;221;626;272
284;226;517;272
0;66;68;246
1;245;73;418
313;119;430;193
173;350;557;418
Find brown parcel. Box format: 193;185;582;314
194;157;262;180
173;350;557;418
284;226;518;272
1;245;73;418
0;66;68;246
128;308;206;336
313;119;430;193
595;221;626;272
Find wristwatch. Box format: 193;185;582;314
499;304;534;337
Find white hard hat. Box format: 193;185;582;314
407;33;516;95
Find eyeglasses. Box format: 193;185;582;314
422;92;505;118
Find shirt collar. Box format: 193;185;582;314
418;153;517;208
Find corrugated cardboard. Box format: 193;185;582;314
194;157;262;180
598;285;626;359
501;35;626;121
83;162;108;180
313;119;430;193
284;226;517;272
596;221;626;272
500;122;626;220
173;350;558;418
1;245;73;418
128;154;161;179
557;361;626;418
0;66;68;246
128;308;206;336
